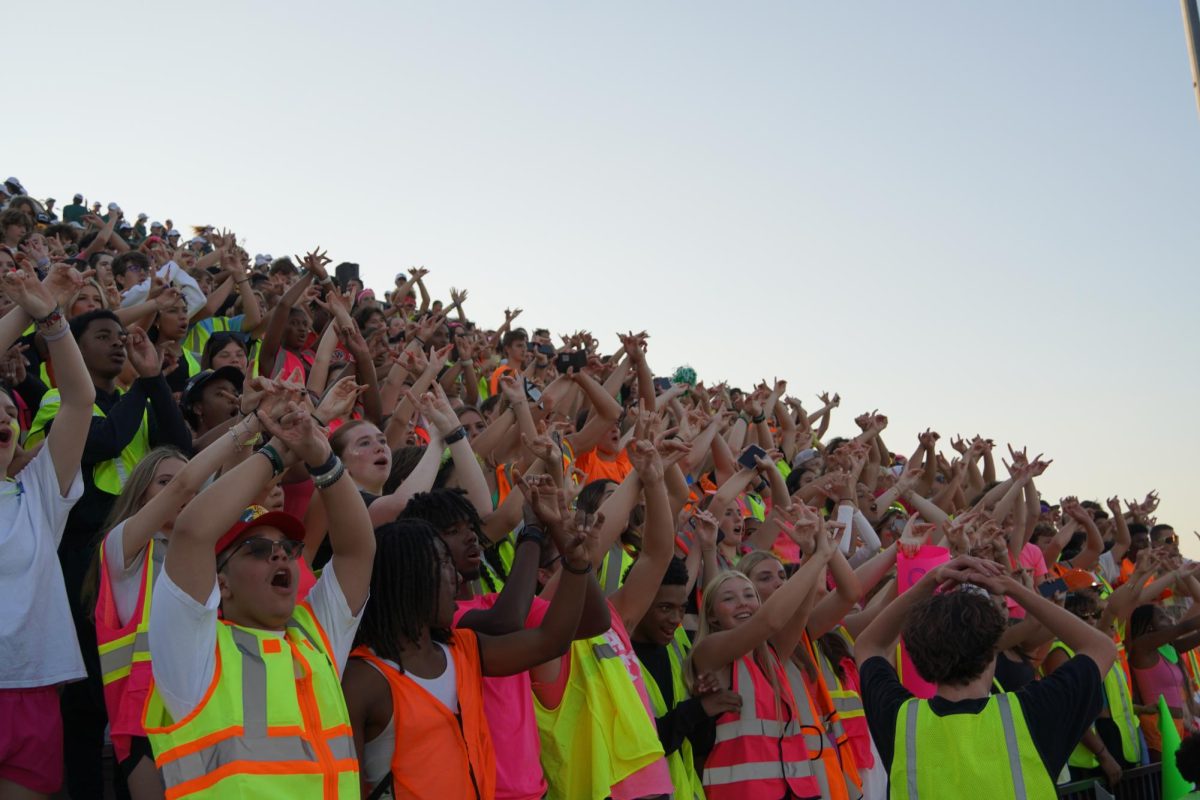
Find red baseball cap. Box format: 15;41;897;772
215;505;306;556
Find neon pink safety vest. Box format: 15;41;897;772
702;651;820;799
95;537;156;763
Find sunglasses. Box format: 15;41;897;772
217;536;303;571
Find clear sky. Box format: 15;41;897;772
10;3;1200;554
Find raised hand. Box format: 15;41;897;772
295;248;331;281
42;262;85;309
690;510;719;551
628;438;666;485
316;376;365;423
418;385;462;438
0;267;56;319
125;326;162;377
898;514;936;558
260;401;332;467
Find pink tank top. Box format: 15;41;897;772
1133;653;1186;709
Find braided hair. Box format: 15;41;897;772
354;519;451;671
400;488;508;590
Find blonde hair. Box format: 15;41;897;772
79;447;189;617
68;278;109;316
737;551;820;682
685;570;788;718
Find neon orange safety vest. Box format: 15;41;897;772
703;652;820;800
817;629;873;771
783;656;860;800
351;629;496;800
95;537;156;763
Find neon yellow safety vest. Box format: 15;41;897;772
598;542;636;596
534;633;665;800
891;694;1056;799
183;317;233;359
26;388;150;495
181;348;201;380
1048;642;1140;766
143;603;358;799
638;630;705;800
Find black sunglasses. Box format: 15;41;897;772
218;536;302;571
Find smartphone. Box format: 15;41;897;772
652;377;672;393
524;379;542;405
554;351;587;373
536;343;556;358
737;444;768;471
1037;578;1067;598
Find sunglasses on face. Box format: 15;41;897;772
217;536;303;571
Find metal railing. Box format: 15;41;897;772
1057;764;1163;800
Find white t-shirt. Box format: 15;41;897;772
148;560;364;722
0;446;85;688
1097;551;1119;585
361;646;459;788
103;521;167;626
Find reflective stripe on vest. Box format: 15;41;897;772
894;694;1056;800
703;655;819;799
599;542;632;596
1050;642;1140;765
144;606;358;799
96;538;159;758
783;658;858;800
183;317;231;359
534;629;665;800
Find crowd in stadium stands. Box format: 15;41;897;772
2;174;1200;799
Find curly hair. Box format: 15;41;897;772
903;589;1006;686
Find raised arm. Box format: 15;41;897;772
690;517;834;675
129;413;258;562
3;264;95;494
610;438;680;632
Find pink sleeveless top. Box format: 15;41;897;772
1133;653;1186;709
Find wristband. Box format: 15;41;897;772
562;558;593;575
752;413;766;424
258;444;285;477
305;451;339;477
40;319;70;342
517;525;547;549
443;426;468;445
312;458;345;490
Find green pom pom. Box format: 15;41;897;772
672;366;697;386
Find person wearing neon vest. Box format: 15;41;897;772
686;507;837;800
855;554;1116;799
344;500;600;799
143;395;375;797
1044;591;1141;789
0;265;94;798
534;435;682;800
93;420;262;797
400;485;612;800
737;545;865;800
257;250;331;383
631;545;742;800
181;245;263;359
487;325;527;396
27;308;193;798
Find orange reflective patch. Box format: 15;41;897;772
261;638;282;655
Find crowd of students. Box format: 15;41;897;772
1;176;1198;799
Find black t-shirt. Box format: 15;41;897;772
860;653;1102;781
993;650;1038;693
312;490;379;569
